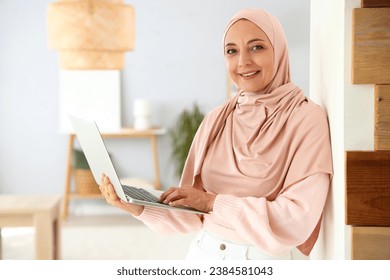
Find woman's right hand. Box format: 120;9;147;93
99;174;144;216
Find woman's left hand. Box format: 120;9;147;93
159;187;216;213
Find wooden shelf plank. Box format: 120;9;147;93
351;226;390;259
346;151;390;226
352;8;390;84
69;193;104;199
375;85;390;150
362;0;390;7
70;127;167;138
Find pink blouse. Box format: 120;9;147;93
135;172;329;256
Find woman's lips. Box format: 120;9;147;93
239;70;260;78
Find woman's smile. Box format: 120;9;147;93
239;70;260;78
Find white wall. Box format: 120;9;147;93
310;0;346;259
0;0;310;199
310;0;374;259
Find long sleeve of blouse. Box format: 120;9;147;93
211;172;329;255
134;202;203;234
134;172;329;255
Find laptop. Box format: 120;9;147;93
68;113;206;215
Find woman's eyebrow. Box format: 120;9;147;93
225;38;265;48
247;38;265;44
224;42;236;48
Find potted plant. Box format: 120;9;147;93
169;103;205;178
72;149;100;194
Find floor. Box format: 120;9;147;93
1;214;196;260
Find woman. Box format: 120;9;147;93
99;8;333;260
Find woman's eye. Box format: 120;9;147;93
226;49;236;55
251;45;264;51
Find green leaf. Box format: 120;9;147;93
169;103;205;178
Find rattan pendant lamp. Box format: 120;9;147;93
47;0;135;69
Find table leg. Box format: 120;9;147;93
53;218;61;259
34;212;54;260
63;134;75;219
150;135;161;189
0;228;2;259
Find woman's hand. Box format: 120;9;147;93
99;174;144;216
159;187;216;213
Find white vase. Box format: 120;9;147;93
133;99;151;130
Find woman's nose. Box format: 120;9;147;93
238;51;252;67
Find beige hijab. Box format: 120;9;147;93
179;9;333;256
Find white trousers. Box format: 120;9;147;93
185;230;292;260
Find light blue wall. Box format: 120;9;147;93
0;1;310;196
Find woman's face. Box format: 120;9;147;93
224;19;274;93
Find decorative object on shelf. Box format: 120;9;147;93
169;103;204;178
133;99;151;130
47;0;135;69
72;149;100;195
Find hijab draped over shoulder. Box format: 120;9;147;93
179;9;333;256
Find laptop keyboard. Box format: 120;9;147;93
122;185;159;203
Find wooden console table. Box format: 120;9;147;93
0;195;62;260
62;127;166;219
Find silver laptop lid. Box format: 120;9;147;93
68;113;126;201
